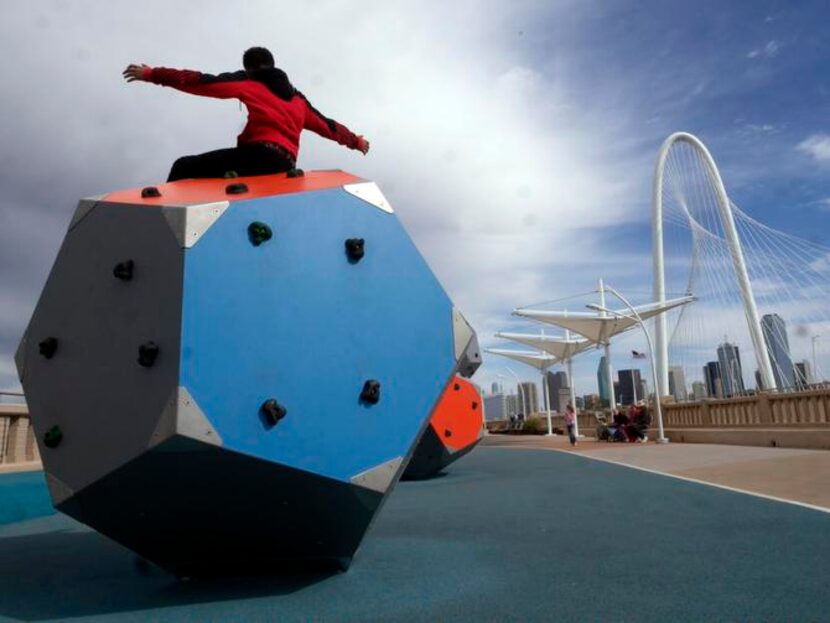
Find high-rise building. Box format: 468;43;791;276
597;356;610;406
490;381;502;395
794;361;813;389
717;342;745;397
668;366;688;401
691;381;707;401
704;361;723;398
483;393;507;421
761;314;795;389
517;382;539;415
617;369;642;405
546;370;569;413
640;378;648;403
505;393;519;417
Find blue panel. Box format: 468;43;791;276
180;187;455;483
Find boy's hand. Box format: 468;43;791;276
123;64;151;83
355;136;370;155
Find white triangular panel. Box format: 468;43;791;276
162;201;230;248
350;456;403;493
495;332;593;359
343;182;394;213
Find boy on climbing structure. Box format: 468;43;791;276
123;47;370;181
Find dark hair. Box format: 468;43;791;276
243;47;274;71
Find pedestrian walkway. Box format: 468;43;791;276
0;446;827;621
482;434;830;510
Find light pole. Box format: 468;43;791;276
503;366;526;418
588;285;669;444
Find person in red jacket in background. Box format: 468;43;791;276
123;47;370;181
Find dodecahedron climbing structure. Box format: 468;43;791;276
403;376;484;480
15;171;481;575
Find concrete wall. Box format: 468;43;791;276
0;404;40;467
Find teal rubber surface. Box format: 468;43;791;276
0;448;827;622
0;470;52;526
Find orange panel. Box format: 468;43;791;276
430;377;483;452
103;170;364;206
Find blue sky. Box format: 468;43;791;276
0;1;828;399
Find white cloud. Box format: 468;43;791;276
796;134;830;163
747;39;781;59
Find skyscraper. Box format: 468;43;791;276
546;370;569;413
517;382;539;415
483;393;507;421
795;361;813;389
597;356;610;406
704;361;722;398
617;369;642;405
717;342;745;397
490;381;502;395
761;314;795;389
691;381;707;401
668;366;688;401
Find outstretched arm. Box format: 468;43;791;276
122;64;245;100
300;93;370;154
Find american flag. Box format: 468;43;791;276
632;350;647;359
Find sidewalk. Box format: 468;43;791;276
482;433;830;510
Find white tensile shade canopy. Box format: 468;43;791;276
494;332;594;360
512;295;695;344
484;348;559;370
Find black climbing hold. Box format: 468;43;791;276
141;186;161;198
248;222;273;246
223;170;239;179
137;342;159;367
260;399;287;428
472;401;479;410
113;259;134;281
226;183;248;195
453;383;461;391
286;168;305;178
43;425;63;449
444;429;453;438
360;380;381;405
39;337;58;359
345;238;365;262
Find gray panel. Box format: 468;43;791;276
162;201;229;248
20;201;184;494
350;456;403;493
13;328;28;383
150;386;222;448
45;472;75;506
68;197;104;231
452;309;482;378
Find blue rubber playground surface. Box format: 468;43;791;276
0;447;828;622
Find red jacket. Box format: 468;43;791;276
145;66;362;160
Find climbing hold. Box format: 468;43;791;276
223;170;239;179
260;399;287;428
113;260;134;281
453;383;461;391
360;380;381;404
225;183;248;195
247;222;273;246
286;168;305;178
472;401;478;410
345;238;365;262
43;425;63;449
444;429;452;438
137;342;159;367
38;337;58;359
141;187;161;198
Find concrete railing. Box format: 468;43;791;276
662;389;830;428
0;404;40;465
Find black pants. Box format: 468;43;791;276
167;143;295;182
567;424;576;445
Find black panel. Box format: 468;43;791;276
60;437;382;577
